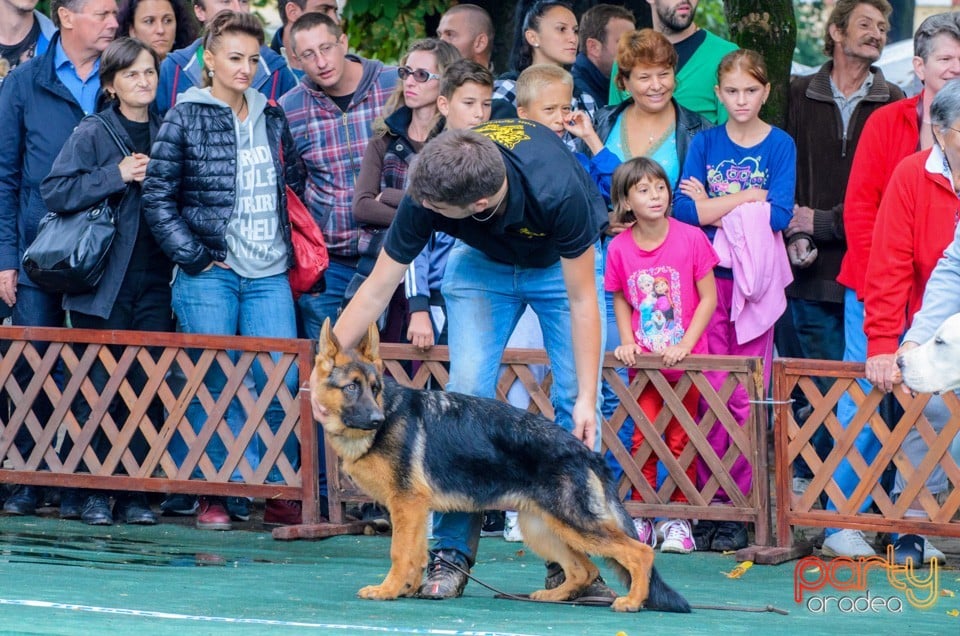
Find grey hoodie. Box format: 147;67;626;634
176;86;287;279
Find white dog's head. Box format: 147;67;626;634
898;312;960;394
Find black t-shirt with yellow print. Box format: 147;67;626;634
383;119;608;268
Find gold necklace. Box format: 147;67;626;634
471;190;506;222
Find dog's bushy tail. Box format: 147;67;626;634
606;487;691;613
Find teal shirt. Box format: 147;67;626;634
609;30;739;125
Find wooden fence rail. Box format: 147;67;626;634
0;326;770;550
773;357;960;550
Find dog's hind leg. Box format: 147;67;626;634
357;495;430;600
577;531;655;612
519;512;598;602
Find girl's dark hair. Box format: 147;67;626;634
117;0;199;55
610;157;672;224
508;0;574;74
99;36;162;99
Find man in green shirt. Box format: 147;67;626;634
609;0;738;124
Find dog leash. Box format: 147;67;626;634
427;550;790;615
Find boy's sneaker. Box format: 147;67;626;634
659;519;695;554
821;529;876;558
160;494;198;516
503;511;523;542
711;521;749;551
633;517;657;549
923;536;946;564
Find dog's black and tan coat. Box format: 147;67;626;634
311;319;690;613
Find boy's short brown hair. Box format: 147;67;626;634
515;64;573;109
440;58;494;100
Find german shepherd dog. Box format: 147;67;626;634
311;319;690;613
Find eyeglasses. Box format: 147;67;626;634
297;41;339;63
398;66;440;83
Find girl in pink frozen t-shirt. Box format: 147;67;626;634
605;157;719;555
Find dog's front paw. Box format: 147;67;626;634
357;584;399;600
611;597;642;613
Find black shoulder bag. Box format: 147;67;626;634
23;113;131;295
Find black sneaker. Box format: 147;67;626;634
81;493;114;526
544;562;617;605
2;485;40;516
226;496;251;522
710;521;749;551
480;510;505;537
418;550;470;599
159;493;198;516
113;494;158;525
692;519;718;551
60;488;82;520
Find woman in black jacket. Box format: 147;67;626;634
141;11;306;531
41;37;171;527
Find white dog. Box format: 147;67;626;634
898;312;960;394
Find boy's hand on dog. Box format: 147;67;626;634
308;368;329;423
865;352;900;393
571;397;596;449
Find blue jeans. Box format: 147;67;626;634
170;267;299;484
296;259;356;342
431;241;604;563
825;290;880;533
295;259;356;496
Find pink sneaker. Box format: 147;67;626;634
633;517;657;548
659;519;695;554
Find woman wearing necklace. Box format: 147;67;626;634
587;29;710;191
142;11;307;531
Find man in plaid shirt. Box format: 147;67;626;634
280;11;397;341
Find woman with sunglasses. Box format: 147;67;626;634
352;38;460;339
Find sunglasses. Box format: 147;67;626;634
398;66;440;83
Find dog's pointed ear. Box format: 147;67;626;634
317;317;341;368
357;322;381;363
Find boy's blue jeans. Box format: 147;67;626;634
430;241;604;563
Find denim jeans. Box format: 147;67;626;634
430;241;604;562
170;267;299;484
295;259;357;495
825;291;881;534
296;259;356;342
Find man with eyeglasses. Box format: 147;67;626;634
279;11;396;509
154;0;297;114
0;0;118;519
270;0;340;77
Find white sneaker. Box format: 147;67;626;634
659;519;695;554
923;536;947;564
503;511;523;542
633;517;657;549
821;529;876;558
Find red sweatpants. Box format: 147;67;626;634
630;381;699;504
